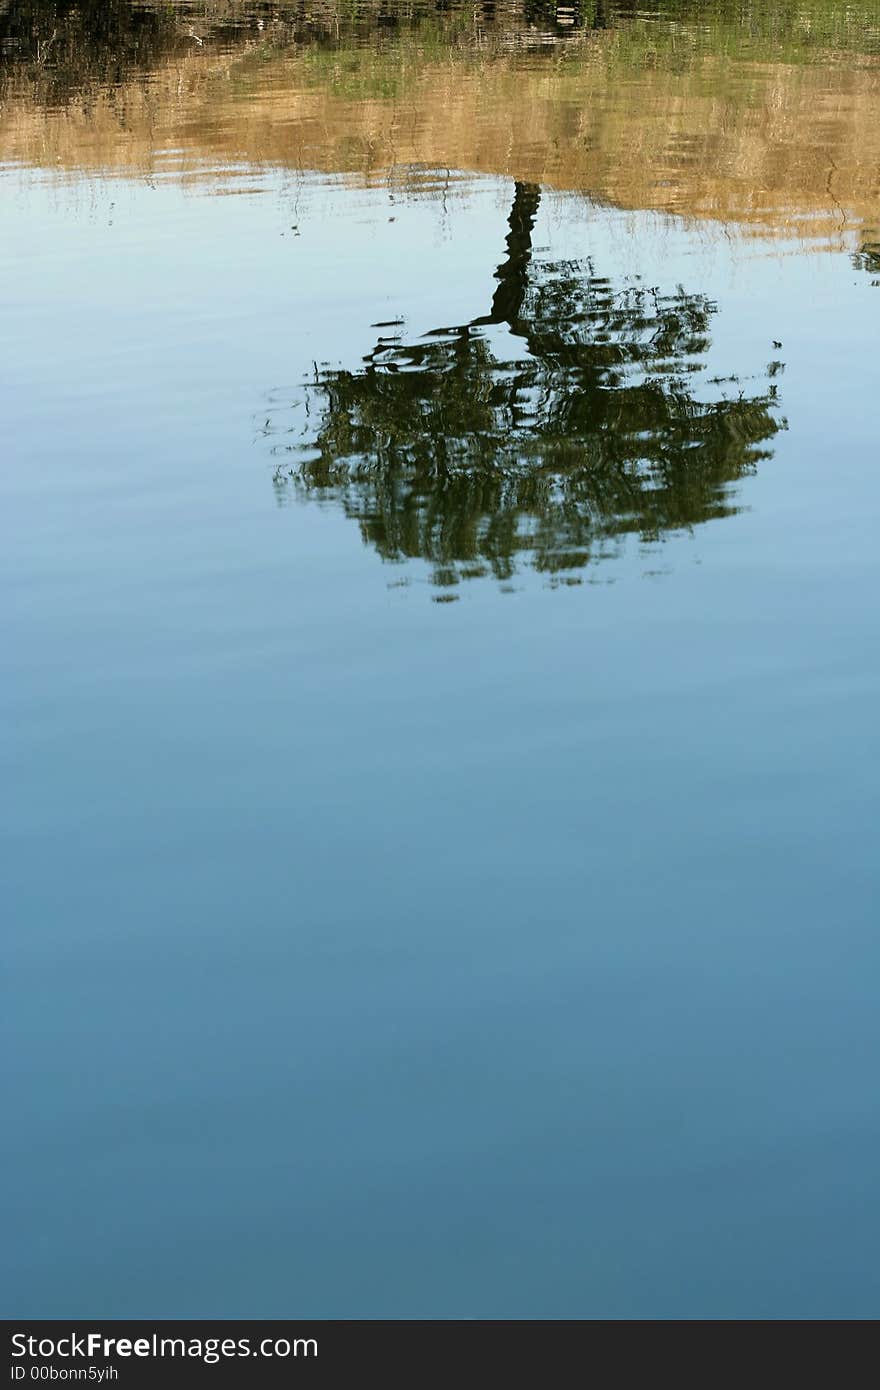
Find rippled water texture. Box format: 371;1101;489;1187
3;2;880;1317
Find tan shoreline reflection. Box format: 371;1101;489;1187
1;4;879;243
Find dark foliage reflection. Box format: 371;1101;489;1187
266;184;784;590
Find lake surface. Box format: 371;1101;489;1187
3;1;879;1318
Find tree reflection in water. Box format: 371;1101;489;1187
266;184;785;591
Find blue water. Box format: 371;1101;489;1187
3;156;879;1316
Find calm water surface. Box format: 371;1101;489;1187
3;1;880;1317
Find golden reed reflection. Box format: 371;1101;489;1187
1;2;878;244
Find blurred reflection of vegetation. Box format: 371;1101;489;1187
3;0;879;108
4;2;879;244
268;183;784;591
853;238;880;282
0;3;185;102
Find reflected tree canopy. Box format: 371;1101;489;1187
267;183;784;590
